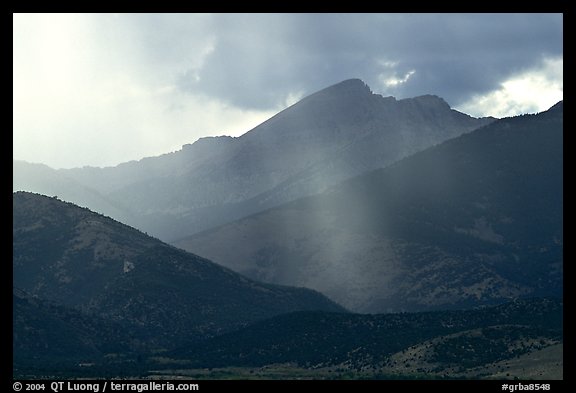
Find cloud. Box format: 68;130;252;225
377;60;416;88
456;56;563;117
180;13;563;111
13;13;563;168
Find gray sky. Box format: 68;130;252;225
13;13;563;169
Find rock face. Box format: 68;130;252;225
12;192;346;352
14;79;494;241
174;102;563;313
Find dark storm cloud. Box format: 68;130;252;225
179;13;562;109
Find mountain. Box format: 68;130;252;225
13;160;131;221
174;102;563;313
165;298;562;380
14;79;494;241
13;191;345;359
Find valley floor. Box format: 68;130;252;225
146;344;562;380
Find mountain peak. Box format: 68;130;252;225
313;78;373;98
332;78;372;91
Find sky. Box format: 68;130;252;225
13;13;563;169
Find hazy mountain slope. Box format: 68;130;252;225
13;160;130;222
13;192;345;352
174;102;563;313
16;79;493;241
169;298;562;379
235;92;494;211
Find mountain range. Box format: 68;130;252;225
174;102;563;313
12;195;562;379
13;79;494;241
12;78;562;379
